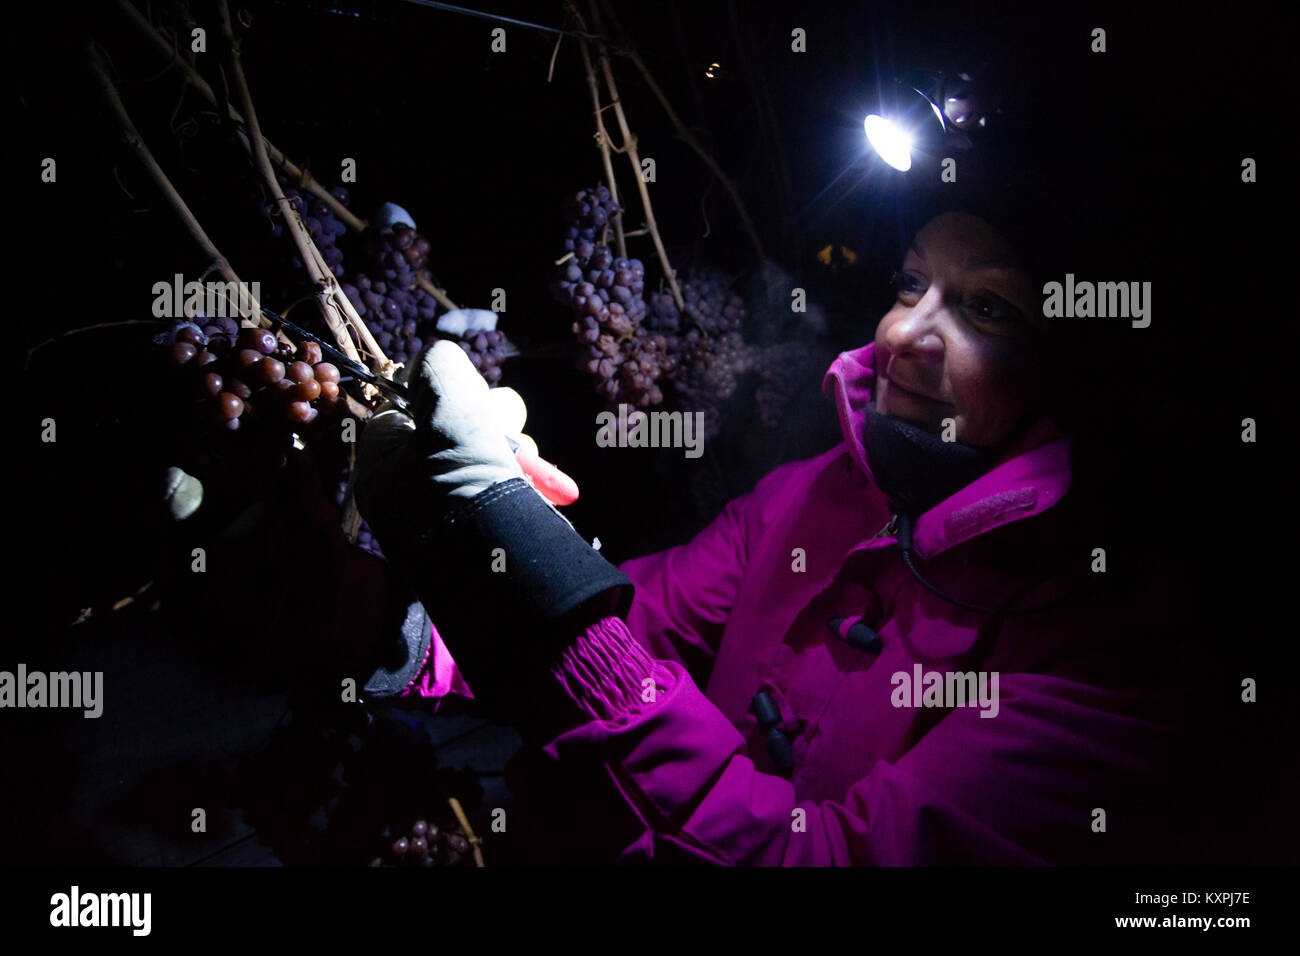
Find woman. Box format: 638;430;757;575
355;207;1192;865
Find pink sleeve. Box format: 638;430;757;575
399;624;475;707
533;618;1176;865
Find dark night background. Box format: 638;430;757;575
3;0;1294;869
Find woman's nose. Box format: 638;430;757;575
885;288;947;357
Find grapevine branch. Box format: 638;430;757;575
110;0;368;232
217;0;395;384
447;797;485;868
583;1;683;311
416;273;459;311
599;0;767;263
86;45;265;329
570;3;625;260
25;320;168;371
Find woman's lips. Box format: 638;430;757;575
881;375;951;405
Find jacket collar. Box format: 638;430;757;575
822;341;1073;558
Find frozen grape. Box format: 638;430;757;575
291;379;321;402
214;392;244;421
312;362;340;384
169;342;198;366
286;361;315;384
252;357;286;386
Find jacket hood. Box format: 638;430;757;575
821;340;1074;556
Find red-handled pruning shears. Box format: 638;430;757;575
263;308;580;507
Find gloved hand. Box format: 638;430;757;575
355;340;528;547
352;340;631;718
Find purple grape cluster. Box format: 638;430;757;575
371;817;473;868
154;316;342;433
649;269;755;438
337;218;507;384
550;186;673;406
561;184;622;256
453;330;510;385
272;175;349;278
670;329;753;439
338;277;507;385
235;710;484;867
339;272;439;367
549;187;759;424
753;342;822;429
362;221;431;290
647;266;746;335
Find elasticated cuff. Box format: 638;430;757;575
549;617;657;722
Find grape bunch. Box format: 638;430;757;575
371;817;474;868
550;186;673;406
651;265;746;336
650;269;756;438
670;329;754;439
339;219;509;385
339;271;439;367
235;708;484;867
271;176;350;279
561;184;622;257
647;266;747;336
155;317;343;432
453;329;510;385
753;341;823;428
362;220;431;289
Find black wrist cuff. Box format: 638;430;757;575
403;478;633;710
362;593;434;700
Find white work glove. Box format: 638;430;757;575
355;341;529;548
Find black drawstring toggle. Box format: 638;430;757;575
827;617;884;654
750;690;795;771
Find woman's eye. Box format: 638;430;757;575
890;270;924;299
966;294;1021;325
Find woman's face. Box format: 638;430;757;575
873;211;1048;448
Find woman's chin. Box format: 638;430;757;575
875;394;944;433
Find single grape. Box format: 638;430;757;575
313;363;340;384
234;349;264;372
169;342;197;366
253;358;286;386
286;361;315;384
238;328;277;355
225;378;253;400
214;392;244;421
291;379;321;402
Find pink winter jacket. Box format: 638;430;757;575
406;340;1188;865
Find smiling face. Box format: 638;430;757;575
873;211;1049;448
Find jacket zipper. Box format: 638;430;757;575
873;513;900;539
